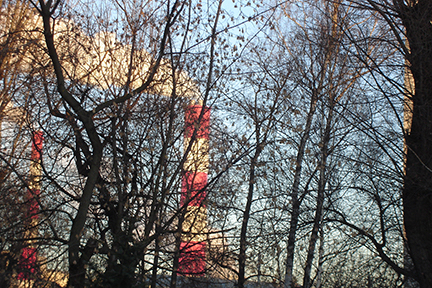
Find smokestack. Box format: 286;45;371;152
18;131;43;281
178;100;210;276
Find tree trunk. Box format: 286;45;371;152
238;142;262;288
170;211;184;288
303;99;333;288
400;2;432;287
284;91;318;288
151;225;160;288
315;227;325;288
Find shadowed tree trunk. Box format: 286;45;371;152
399;1;432;286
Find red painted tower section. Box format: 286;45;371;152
178;101;210;276
18;131;43;281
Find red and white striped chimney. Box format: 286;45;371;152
18;131;43;281
178;100;210;276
